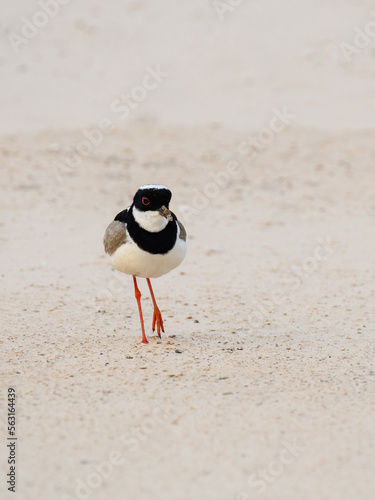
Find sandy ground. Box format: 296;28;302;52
2;0;375;133
1;2;375;500
1;124;375;500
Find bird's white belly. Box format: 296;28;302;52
110;237;186;278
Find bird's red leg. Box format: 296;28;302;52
146;278;164;338
133;276;148;344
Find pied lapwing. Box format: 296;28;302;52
103;185;187;343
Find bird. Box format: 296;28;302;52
103;185;187;344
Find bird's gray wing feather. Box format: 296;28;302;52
177;220;187;242
103;220;126;255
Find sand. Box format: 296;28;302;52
1;2;375;500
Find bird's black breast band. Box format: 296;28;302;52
115;207;177;255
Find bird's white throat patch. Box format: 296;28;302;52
132;207;169;232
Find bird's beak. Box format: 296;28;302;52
159;205;173;221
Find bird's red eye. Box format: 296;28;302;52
142;197;150;206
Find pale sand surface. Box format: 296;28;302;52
1;124;375;500
1;1;375;500
2;0;375;133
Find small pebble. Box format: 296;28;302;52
175;349;182;354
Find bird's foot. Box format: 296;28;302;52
152;307;165;338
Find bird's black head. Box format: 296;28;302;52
133;185;172;212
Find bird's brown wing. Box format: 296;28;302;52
177;220;187;242
103;220;126;255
